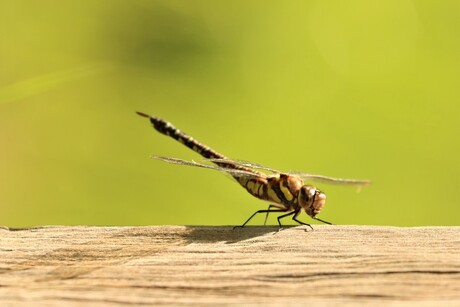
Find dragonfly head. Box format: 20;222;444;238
299;185;326;217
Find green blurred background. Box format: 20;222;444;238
1;1;458;227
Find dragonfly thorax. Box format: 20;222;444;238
299;185;326;218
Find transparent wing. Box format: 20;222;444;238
207;158;280;174
293;172;371;186
155;156;370;187
152;156;265;179
209;158;371;186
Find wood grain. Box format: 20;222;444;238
0;225;459;306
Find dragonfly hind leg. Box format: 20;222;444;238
234;208;287;230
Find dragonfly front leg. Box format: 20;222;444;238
235;208;287;229
292;209;314;231
312;216;334;225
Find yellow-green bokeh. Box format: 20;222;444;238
1;1;458;227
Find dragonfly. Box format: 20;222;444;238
137;112;370;230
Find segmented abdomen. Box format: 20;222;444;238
137;112;259;175
141;113;225;160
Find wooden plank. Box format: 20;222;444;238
0;225;459;306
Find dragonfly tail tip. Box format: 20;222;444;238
136;111;150;118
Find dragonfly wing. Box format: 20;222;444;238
206;158;280;174
157;156;370;186
152;156;263;179
294;172;371;186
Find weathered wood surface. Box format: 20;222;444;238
0;225;459;306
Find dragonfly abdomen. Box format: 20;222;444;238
137;112;262;179
137;112;225;160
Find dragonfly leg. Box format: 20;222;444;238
312;216;334;225
263;204;278;225
235;209;287;230
276;211;296;231
291;209;314;231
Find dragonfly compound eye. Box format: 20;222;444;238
299;185;316;211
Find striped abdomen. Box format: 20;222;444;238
137;112;225;160
137;112;260;176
